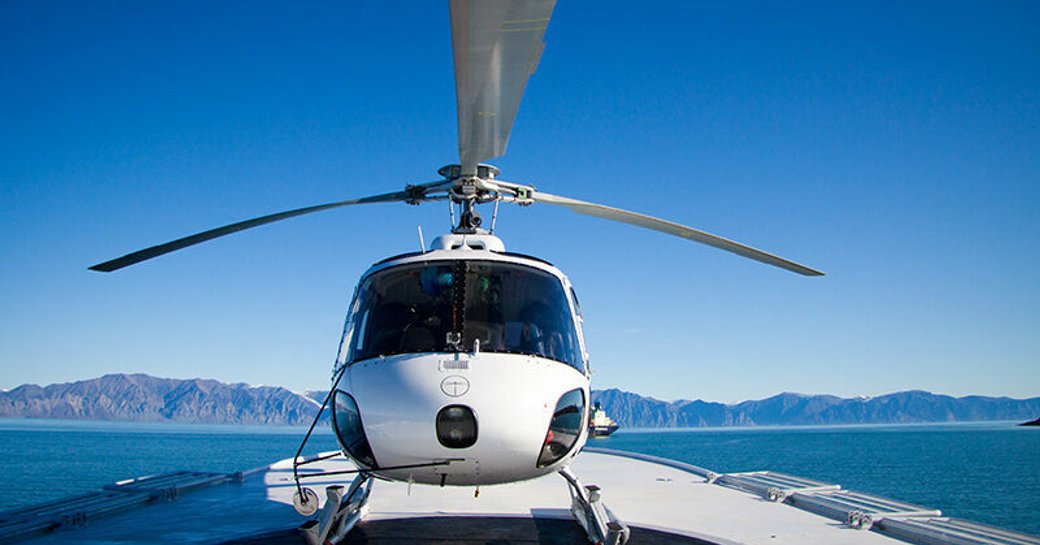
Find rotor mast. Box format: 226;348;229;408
439;164;494;234
447;0;555;234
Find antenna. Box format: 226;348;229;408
417;225;426;253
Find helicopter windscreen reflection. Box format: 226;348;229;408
342;260;584;370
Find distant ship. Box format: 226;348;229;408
589;402;620;437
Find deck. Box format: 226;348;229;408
4;448;1038;545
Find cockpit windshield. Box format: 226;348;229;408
339;260;584;371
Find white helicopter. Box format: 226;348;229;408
91;0;822;542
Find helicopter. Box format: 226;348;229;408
90;0;822;542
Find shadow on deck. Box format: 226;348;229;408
218;516;716;545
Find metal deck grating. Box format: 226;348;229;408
788;489;942;529
716;471;840;500
0;471;231;544
104;470;228;499
877;517;1040;545
0;490;152;543
0;518;58;545
0;490;152;524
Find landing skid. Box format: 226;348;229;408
293;466;628;545
559;467;630;545
297;473;373;545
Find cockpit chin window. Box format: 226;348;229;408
339;260;584;371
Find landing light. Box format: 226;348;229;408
436;405;478;449
332;390;378;468
537;388;585;467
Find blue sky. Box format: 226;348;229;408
2;1;1037;402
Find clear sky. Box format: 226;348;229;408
2;1;1038;403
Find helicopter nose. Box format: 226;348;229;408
436;405;478;448
348;352;589;485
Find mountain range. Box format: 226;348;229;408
591;388;1040;427
1;374;1037;427
0;374;322;425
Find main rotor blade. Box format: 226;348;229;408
450;0;555;175
531;191;825;276
89;189;421;272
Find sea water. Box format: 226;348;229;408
0;419;337;510
0;419;1037;535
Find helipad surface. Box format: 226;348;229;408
11;448;937;545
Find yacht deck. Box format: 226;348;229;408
4;448;1037;545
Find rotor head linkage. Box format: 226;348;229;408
439;164;503;234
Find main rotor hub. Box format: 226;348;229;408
438;164;500;181
438;164;502;235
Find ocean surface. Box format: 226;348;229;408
0;419;1037;536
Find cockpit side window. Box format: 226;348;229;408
567;285;587;362
336;286;361;368
570;287;582;319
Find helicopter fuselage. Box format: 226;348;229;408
330;233;591;486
